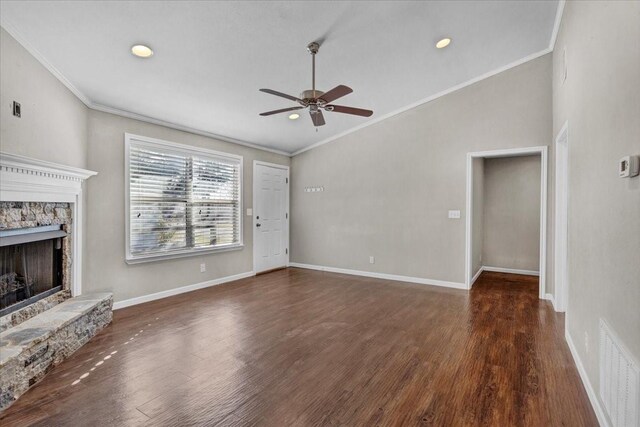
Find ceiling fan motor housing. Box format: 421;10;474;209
300;90;325;105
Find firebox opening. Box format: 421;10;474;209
0;226;67;317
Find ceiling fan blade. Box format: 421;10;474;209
326;104;373;117
319;85;353;103
259;106;304;116
259;88;303;103
310;110;326;126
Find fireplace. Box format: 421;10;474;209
0;153;112;412
0;225;67;316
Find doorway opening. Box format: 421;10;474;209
465;146;548;299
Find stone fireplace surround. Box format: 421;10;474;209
0;153;94;297
0;153;113;411
0;201;73;326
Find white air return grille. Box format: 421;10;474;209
599;319;640;427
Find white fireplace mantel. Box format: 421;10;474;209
0;152;97;296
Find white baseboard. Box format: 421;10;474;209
482;266;540;276
544;293;557;311
471;266;484;286
113;271;255;310
565;329;610;427
288;262;467;290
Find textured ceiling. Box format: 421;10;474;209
0;1;559;154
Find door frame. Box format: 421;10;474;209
465;146;548;300
554;122;569;312
252;160;290;273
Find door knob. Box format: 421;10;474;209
256;223;261;227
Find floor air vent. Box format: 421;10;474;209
599;319;640;427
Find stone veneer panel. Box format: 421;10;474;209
0;293;113;411
0;202;72;230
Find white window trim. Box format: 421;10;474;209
124;133;243;264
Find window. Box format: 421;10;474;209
125;134;242;263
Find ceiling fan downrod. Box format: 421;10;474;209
307;42;320;99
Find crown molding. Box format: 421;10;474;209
549;0;566;51
2;8;562;159
0;20;290;158
0;19;93;107
90;103;291;156
291;47;552;156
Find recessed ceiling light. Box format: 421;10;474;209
288;113;300;120
131;44;153;58
436;38;451;49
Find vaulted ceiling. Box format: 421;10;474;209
0;1;559;154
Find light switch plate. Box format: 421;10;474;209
448;210;461;219
619;155;639;178
246;208;253;216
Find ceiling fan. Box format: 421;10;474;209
259;42;373;127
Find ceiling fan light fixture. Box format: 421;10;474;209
436;38;451;49
131;44;154;58
288;113;300;120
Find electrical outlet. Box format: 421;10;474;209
369;256;375;264
448;210;461;219
584;331;589;353
200;263;206;273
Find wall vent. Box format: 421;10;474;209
600;319;640;427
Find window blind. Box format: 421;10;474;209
127;137;242;261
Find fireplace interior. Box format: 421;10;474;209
0;226;66;316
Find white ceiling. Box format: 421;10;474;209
0;1;559;155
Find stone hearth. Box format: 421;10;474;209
0;290;70;333
0;293;113;410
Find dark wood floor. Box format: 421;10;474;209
1;268;597;426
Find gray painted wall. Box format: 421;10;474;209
0;28;88;168
291;54;553;286
552;0;640;413
84;110;290;302
482;155;540;272
471;158;484;277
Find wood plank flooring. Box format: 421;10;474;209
0;268;597;426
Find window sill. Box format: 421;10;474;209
125;244;244;264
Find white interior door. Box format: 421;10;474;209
253;162;289;273
554;124;569;312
